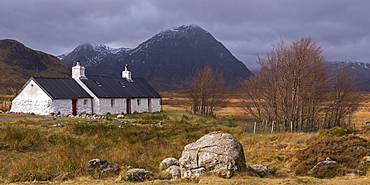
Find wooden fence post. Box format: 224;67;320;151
271;121;274;133
253;122;256;134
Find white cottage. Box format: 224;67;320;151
11;62;162;115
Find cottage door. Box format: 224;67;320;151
148;99;152;113
126;99;131;114
72;99;77;116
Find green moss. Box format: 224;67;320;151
156;170;172;180
319;126;352;137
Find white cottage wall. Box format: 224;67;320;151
130;98;148;113
10;80;53;115
72;78;100;114
49;99;93;115
97;98;126;115
11;99;52;115
151;98;161;112
77;99;93;115
49;99;72;115
14;80;50;99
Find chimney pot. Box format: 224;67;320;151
72;61;87;79
122;64;133;82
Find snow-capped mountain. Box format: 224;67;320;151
58;43;131;68
327;61;370;70
327;61;370;91
60;24;253;89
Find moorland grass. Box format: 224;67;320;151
0;110;241;182
0;106;370;183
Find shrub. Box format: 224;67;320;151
319;126;353;137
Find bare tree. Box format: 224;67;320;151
240;37;360;132
323;65;362;128
189;65;225;117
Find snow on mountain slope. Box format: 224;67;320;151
60;24;253;89
60;43;131;68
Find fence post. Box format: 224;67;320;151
271;121;274;133
253;122;256;134
290;121;293;132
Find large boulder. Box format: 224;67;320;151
179;131;247;178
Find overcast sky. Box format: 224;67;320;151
1;0;370;70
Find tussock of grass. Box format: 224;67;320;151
293;134;370;178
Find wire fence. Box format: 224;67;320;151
243;120;356;134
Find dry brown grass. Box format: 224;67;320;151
160;89;370;126
1;89;370;184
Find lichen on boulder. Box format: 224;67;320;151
179;131;247;178
159;157;179;171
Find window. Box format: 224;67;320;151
94;80;102;87
111;99;115;107
137;99;140;106
83;99;88;105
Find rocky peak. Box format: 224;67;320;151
60;25;253;89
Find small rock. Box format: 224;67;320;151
159;157;179;171
361;156;370;163
120;168;154;182
250;164;271;177
309;157;337;173
85;159;119;179
166;165;181;179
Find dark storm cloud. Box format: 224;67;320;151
1;0;370;70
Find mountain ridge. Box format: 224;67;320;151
326;60;370;91
0;39;70;93
60;24;253;89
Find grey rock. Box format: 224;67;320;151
159;157;179;171
85;159;119;179
361;156;370;163
166;165;181;179
250;164;271;177
121;168;154;182
309;157;337;173
179;131;247;178
117;114;124;119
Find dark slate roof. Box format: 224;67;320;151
81;75;162;98
33;77;92;99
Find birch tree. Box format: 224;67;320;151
240;37;360;132
189;65;225;117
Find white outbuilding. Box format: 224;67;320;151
11;62;162;115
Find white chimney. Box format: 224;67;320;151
72;61;87;79
122;64;133;82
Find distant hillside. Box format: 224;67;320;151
327;61;370;91
0;39;70;93
60;25;253;89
